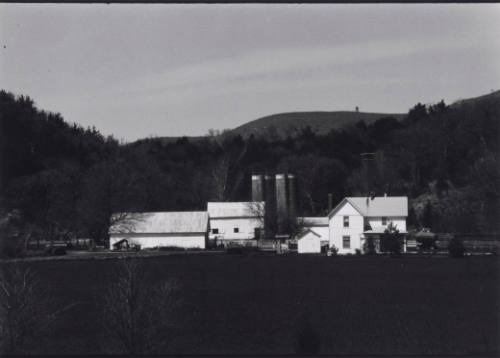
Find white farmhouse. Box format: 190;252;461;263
109;211;209;250
295;217;329;254
328;196;408;254
207;202;264;246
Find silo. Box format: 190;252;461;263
287;174;296;218
264;175;277;239
251;174;264;202
275;174;288;234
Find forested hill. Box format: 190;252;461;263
1;89;499;254
229;111;405;139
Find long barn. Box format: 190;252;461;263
109;211;209;250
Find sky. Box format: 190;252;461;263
1;4;499;142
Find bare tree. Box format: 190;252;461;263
210;155;231;201
102;258;179;354
0;263;79;354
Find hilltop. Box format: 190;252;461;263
228;111;405;139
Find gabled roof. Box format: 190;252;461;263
207;202;264;218
109;211;209;234
299;217;329;226
296;228;321;240
328;196;408;217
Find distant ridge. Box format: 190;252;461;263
134;89;499;144
228;111;405;139
450;89;500;108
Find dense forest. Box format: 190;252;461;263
1;89;499;252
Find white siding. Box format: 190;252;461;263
366;216;407;232
110;233;206;249
208;217;263;241
329;202;364;254
298;232;321;253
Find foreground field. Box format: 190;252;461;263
6;254;499;355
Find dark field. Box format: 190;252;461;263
7;254;500;355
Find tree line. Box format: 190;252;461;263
1;89;499;254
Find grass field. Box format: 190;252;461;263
4;254;499;355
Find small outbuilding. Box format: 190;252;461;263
109;211;209;250
297;229;323;254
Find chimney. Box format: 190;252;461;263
251;174;264;202
275;174;287;234
328;193;333;213
287;174;296;218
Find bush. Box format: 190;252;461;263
327;246;338;256
380;223;403;256
1;236;25;258
362;236;377;255
416;236;438;251
448;237;465;258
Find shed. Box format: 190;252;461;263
297;229;323;254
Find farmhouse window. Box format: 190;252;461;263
382;217;388;225
212;228;219;234
233;227;239;233
343;216;349;227
342;235;350;249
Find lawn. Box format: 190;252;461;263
4;254;499;355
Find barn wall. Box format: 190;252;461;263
329;202;364;254
110;233;206;249
208;217;263;241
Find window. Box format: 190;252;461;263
212;228;219;234
342;236;350;249
343;216;349;227
382;217;388;225
233;227;239;233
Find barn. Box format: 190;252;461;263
207;202;264;246
109;211;209;250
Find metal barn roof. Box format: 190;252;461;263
207;202;264;218
329;196;408;217
109;211;209;234
299;217;329;226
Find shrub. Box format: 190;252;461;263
362;236;377;255
416;236;438;251
355;248;362;256
327;246;338;256
380;223;403;256
1;236;25;258
448;237;465;258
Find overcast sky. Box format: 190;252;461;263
1;4;499;141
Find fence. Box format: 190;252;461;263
408;233;500;254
